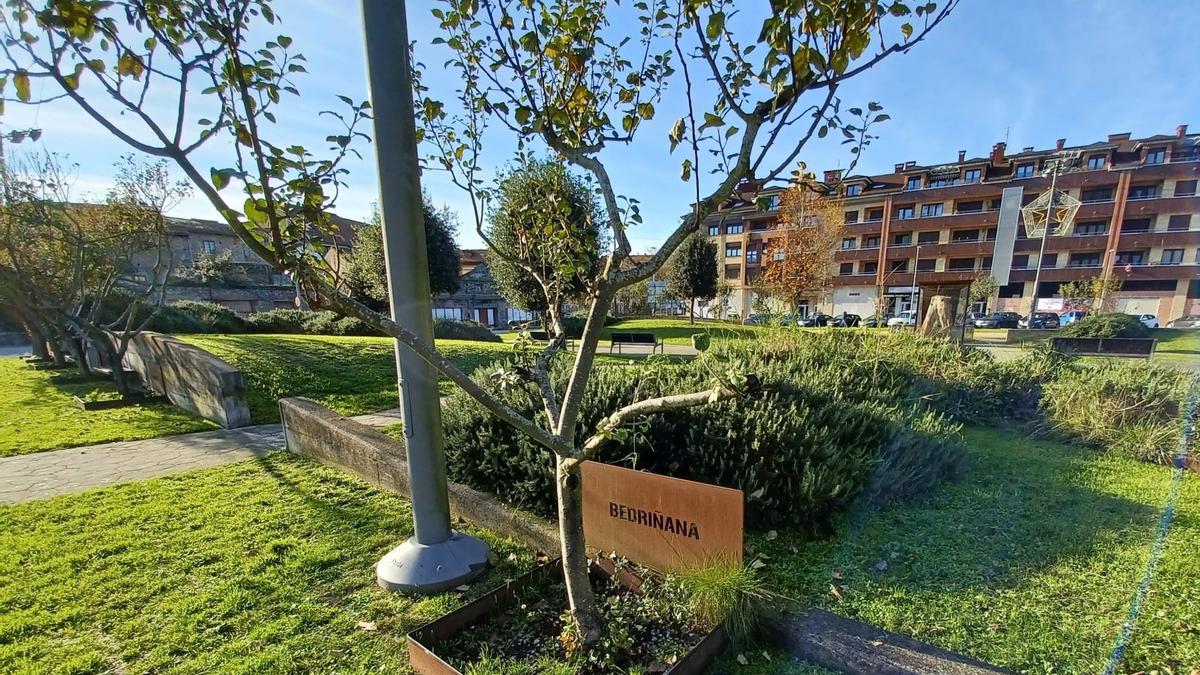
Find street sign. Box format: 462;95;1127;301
580;461;744;573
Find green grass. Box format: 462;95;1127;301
1152;328;1199;369
180;334;516;423
748;426;1199;674
0;358;216;458
0;452;536;674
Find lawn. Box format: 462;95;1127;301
0;357;216;458
1153;328;1200;369
0;452;536;674
181;334;516;423
748;426;1199;674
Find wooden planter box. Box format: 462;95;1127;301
1049;336;1157;357
406;558;729;674
72;393;166;411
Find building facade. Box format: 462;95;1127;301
704;126;1200;322
431;249;536;327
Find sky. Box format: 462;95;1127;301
5;0;1199;252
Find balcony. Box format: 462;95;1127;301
1118;229;1200;248
834;248;882;262
1123;195;1200;218
1013;233;1110;253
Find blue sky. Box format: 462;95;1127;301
6;0;1198;251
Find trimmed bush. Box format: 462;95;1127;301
244;308;312;334
433;318;502;343
441;338;965;532
1041;363;1188;464
691;333;710;351
562;312;618;338
1059;313;1150;339
141;300;245;334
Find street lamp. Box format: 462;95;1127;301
1021;157;1080;316
909;245;922;329
361;0;489;594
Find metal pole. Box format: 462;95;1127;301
361;0;488;593
1028;167;1058;318
909;245;921;329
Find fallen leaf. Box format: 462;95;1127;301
869;639;883;647
356;621;377;631
831;570;844;580
736;653;748;665
761;650;771;661
455;585;470;592
765;530;778;540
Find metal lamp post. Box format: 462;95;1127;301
1021;157;1081;319
909;245;922;329
361;0;489;593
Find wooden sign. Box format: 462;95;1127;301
580;461;743;573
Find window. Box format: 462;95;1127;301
1014;163;1034;179
839;262;854;276
956;200;983;213
772;250;785;261
920;203;944;217
863;235;881;249
986;227;998;240
726;223;745;234
1013;254;1030;269
507;307;536;323
948;258;974;271
861;261;878;274
952;229;980;242
1081;187;1114;203
745;248;759;263
896;206;915;220
1145;148;1166;165
1040;253;1058;268
988;198;1003;211
929;177;956;188
844;210;859;224
725;244;741;257
917;231;940;244
963;169;981;184
1069;252;1102;268
1128;184;1159;200
1086;155;1105;170
916;258;936;271
845;184;861;197
432;307;463;321
1168;214;1192;231
841;237;857;250
999;281;1025;298
889;260;909;272
1074;221;1106;236
756;195;781;211
905;176;922;190
982;256;993;269
866;208;884;222
1161;249;1184;265
707;224;720;236
201;240;218;253
893;233;912;246
1175;179;1197;197
725;265;740;279
1122;218;1151;233
1115;251;1145;265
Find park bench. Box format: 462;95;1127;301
608;331;664;354
1049;336;1157;358
528;330;574;349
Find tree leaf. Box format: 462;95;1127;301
13;71;30;102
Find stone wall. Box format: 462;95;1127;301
279;397;558;553
122;331;252;428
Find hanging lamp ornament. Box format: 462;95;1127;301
1020;184;1080;238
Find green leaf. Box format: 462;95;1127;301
706;11;725;40
901;22;913;40
700;112;725;130
668;117;686;153
210;168;234;190
13;71;30;102
680;158;693;182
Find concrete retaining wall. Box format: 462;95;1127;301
122;331;251;428
278;397;559;553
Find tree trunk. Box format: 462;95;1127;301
25;322;48;361
48;335;66;367
556;455;603;646
689;297;695;324
65;338;91;376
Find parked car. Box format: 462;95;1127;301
797;313;832;327
964;311;989;324
886;310;917;328
862;314;886;328
1135;313;1159;329
974;312;1021;329
743;314;772;325
1059;310;1088;326
1019;312;1061;329
1167;315;1200;329
830;313;861;327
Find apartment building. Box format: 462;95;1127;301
703;125;1200;322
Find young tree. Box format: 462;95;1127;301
3;0;956;645
666;234;718;324
484;159;605;317
344;200;462;312
1059;275;1123;311
760;180;845;314
187;249;238;301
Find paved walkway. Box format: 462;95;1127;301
0;409;403;505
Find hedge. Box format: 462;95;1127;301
1059;313;1150;339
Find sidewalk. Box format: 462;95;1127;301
0;408;402;505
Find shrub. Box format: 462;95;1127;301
244;308;312;334
141;304;203;334
140;300;245;334
442;341;964;532
691;333;710;351
1059;313;1150;339
1040;362;1188;464
433;318;502;342
562;312;617;338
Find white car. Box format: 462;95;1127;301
1135;313;1159;329
887;310;917;328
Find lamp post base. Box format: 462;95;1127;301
376;530;490;594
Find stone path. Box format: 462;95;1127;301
0;409;402;505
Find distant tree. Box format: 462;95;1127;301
485;159;605;317
760;181;845;314
344;200;461;313
1059;275;1123;311
666;234;718;324
187;249;238;301
612;278;651;317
